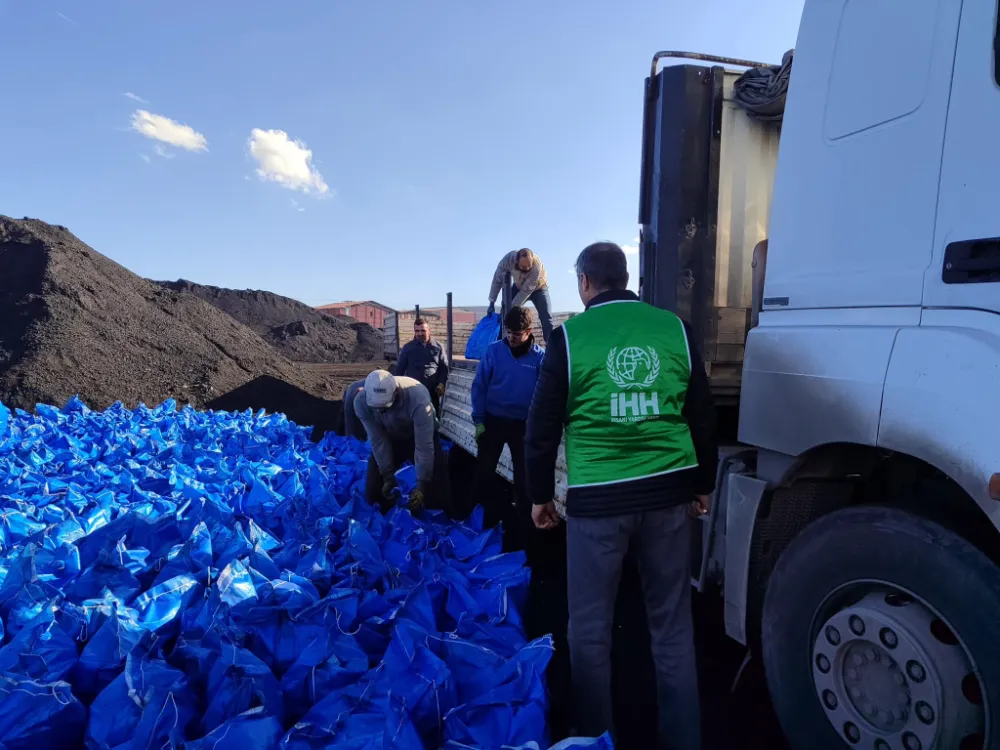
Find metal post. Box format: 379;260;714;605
446;292;453;362
415;304;420;319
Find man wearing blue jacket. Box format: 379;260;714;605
470;306;545;536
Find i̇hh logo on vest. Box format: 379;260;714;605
606;346;661;423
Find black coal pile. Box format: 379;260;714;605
154;279;382;363
0;216;337;412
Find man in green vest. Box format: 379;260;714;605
525;241;718;749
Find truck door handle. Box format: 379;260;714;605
942;238;1000;284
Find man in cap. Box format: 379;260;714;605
354;369;451;514
487;248;554;344
525;241;717;749
394;317;449;414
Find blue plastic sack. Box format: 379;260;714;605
464;312;502;359
87;656;188;749
0;602;83;683
279;632;368;722
0;396;612;749
547;736;615;749
0;673;87;749
442;637;555;749
200;642;283;736
187;711;283;750
73;598;145;699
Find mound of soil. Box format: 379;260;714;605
0;216;339;413
154;279;382;363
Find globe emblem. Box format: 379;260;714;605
615;347;652;384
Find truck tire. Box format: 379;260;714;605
761;505;1000;750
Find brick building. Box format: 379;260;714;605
315;300;396;328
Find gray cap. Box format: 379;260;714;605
364;370;397;408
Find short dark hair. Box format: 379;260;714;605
575;242;629;291
504;305;533;332
413;317;428;326
516;248;532;261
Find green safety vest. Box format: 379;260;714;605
562;299;697;488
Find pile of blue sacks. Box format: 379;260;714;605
0;397;612;750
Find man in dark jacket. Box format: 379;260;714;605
470;306;545;537
395;318;448;413
525;242;718;750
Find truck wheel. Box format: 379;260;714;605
761;505;1000;750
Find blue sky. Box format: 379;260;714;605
0;0;803;313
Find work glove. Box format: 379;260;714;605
475;423;485;440
381;475;398;501
487;302;495;317
408;482;428;512
436;383;446;398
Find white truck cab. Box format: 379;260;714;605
704;1;1000;748
438;0;1000;747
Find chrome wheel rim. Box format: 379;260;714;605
811;587;986;749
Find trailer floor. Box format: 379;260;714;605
449;449;790;750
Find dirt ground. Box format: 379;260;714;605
300;362;382;395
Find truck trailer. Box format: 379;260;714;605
439;0;1000;747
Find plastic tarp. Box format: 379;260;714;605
733;50;793;123
0;396;603;749
464;313;502;360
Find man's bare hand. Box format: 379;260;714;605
532;501;560;530
689;494;711;518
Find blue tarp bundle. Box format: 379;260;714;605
464;313;502;360
0;396;611;749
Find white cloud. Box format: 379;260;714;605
124;92;150;105
248;128;329;195
56;11;79;25
289;198;306;213
154;143;176;160
139;153;151;163
130;109;208;152
622;236;640;255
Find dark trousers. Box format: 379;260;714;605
566;505;700;750
364;436;452;515
471;415;530;545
